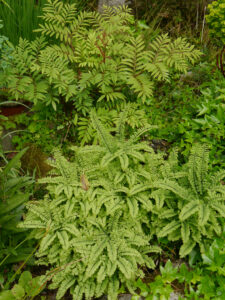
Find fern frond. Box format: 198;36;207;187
90;110;116;153
187;144;209;195
179;240;196;257
157;220;180;238
179;200;199;221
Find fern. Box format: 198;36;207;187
19;116;162;299
3;0;201;145
151;144;225;257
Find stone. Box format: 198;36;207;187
98;0;126;12
98;294;144;300
1;128;14;152
170;292;180;300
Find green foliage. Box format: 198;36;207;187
0;148;32;228
9;103;149;150
147;68;225;169
4;0;201;111
131;242;225;300
0;148;34;265
151;143;225;257
131;261;179;300
177;74;225;168
1;0;201;146
0;114;8;144
0;20;13;73
76;103;150;145
0;271;44;299
11;109;66;154
0;0;89;45
206;0;225;45
19;113;162;300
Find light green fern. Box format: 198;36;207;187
151;144;225;257
19;114;162;300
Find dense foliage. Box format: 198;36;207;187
0;148;34;266
19;113;162;300
132;235;225;299
206;0;225;45
4;1;201;105
0;1;225;299
151;144;225;257
1;0;201;145
19;114;225;299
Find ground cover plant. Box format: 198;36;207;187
131;235;225;299
0;271;43;300
177;73;225;168
144;63;225;169
18;114;225;299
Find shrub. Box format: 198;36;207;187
206;0;225;45
0;20;13;75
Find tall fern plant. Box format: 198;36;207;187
2;0;202;145
4;1;201;110
150;144;225;257
19;112;163;300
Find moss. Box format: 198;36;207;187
21;143;52;178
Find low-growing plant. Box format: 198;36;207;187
11;110;66;154
0;148;34;266
177;74;225;168
132;233;225;300
19;111;163;300
131;254;225;300
150;143;225;257
0;270;44;300
9;102;150;149
147;70;225;169
131;260;183;300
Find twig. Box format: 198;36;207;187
201;5;206;43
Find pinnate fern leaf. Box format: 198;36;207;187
157;220;180;238
179;200;199;221
179;240;196;257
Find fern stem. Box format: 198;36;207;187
30;256;88;300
